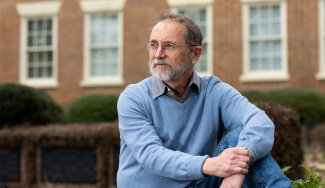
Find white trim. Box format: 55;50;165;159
80;2;125;87
17;2;60;89
240;0;289;83
167;0;214;7
16;1;61;17
79;0;126;13
316;0;325;80
240;72;289;82
241;0;283;3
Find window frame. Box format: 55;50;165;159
79;0;125;87
317;0;325;80
168;0;214;76
240;0;289;82
16;1;61;88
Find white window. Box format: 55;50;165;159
79;0;125;87
317;0;325;80
240;0;289;82
168;0;213;76
16;1;61;88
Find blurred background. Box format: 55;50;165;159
0;0;325;187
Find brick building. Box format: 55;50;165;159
0;0;324;105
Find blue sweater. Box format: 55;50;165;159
117;76;274;188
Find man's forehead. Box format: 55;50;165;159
150;20;186;42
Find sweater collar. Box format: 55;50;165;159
152;72;201;99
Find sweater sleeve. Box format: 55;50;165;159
217;83;274;163
117;86;208;180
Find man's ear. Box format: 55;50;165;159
191;46;203;65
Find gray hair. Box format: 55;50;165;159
152;12;203;47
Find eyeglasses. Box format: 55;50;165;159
145;43;197;53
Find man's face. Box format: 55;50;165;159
148;20;192;81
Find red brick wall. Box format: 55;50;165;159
0;0;324;106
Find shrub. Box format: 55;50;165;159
256;102;304;180
0;83;63;128
64;94;119;124
283;165;325;188
241;88;325;128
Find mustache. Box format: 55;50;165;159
152;59;172;66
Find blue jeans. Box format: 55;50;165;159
189;127;293;188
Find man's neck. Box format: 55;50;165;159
164;71;193;101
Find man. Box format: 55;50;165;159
117;13;292;188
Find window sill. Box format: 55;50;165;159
80;77;124;87
316;72;325;80
240;72;290;83
20;79;59;89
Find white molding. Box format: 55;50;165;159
167;0;214;7
241;0;284;3
79;0;126;13
316;0;325;80
240;1;289;83
80;77;125;87
240;72;290;82
16;1;61;17
20;79;59;89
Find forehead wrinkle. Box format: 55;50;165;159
150;20;186;44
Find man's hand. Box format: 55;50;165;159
220;174;245;188
202;147;252;178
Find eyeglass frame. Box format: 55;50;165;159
145;43;198;53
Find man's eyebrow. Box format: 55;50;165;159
150;40;158;43
149;40;175;44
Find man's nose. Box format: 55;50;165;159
154;46;167;59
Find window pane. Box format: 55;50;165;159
250;24;258;36
250;41;259;53
46;19;52;30
262;41;269;53
251;58;259;70
262;57;270;70
274;57;282;69
28;21;33;31
46;35;52;46
199;9;206;21
37;20;43;31
261;23;269;35
250;7;258;20
28;36;33;46
272;5;280;18
273;40;281;53
261;6;268;19
272;22;280;35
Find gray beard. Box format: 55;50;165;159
148;58;191;82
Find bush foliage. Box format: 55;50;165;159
64;94;119;123
0;83;63;128
255;102;304;180
240;88;325;128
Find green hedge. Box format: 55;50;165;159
64;94;119;124
0;83;64;128
240;88;325;128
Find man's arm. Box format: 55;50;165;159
216;83;274;163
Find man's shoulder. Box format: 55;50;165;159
199;75;238;94
122;77;152;97
200;75;224;88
